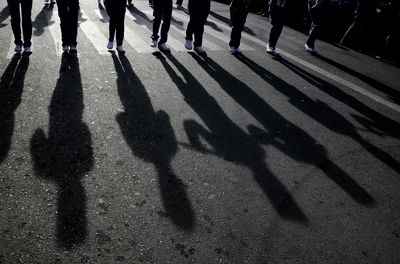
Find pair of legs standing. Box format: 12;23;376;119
305;0;328;53
105;0;126;52
151;0;172;51
7;0;32;52
229;0;248;54
185;0;210;53
57;0;79;51
267;1;286;56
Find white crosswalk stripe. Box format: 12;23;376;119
47;10;63;57
79;10;109;55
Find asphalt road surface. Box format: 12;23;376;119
1;0;400;263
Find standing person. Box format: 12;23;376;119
7;0;33;53
305;0;330;53
266;0;287;57
228;0;249;54
104;0;126;52
184;0;210;54
57;0;79;52
151;0;173;51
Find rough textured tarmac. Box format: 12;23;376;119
1;0;400;263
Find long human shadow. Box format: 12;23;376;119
190;53;374;206
111;52;195;231
272;56;400;141
0;54;29;163
127;4;153;31
97;3;108;23
33;6;55;36
277;58;400;174
30;53;93;249
312;53;400;105
0;6;9;28
155;52;308;223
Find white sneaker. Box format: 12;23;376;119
184;39;192;50
24;46;32;53
116;45;125;53
62;45;70;52
158;43;170;52
266;44;279;56
305;43;316;53
15;45;22;52
70;45;77;51
107;41;113;49
150;39;158;48
228;46;236;54
194;46;205;54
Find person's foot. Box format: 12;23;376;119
158;43;170;52
116;45;125;53
235;47;242;54
305;43;316;54
150;39;158;48
176;3;182;8
228;46;236;54
70;45;77;51
44;0;50;4
15;44;22;53
107;41;113;49
184;40;193;50
266;44;279;57
24;46;32;53
62;45;70;52
194;46;206;54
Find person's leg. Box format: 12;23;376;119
152;0;162;41
7;0;23;46
229;4;248;48
193;2;210;47
159;0;172;44
306;3;323;49
69;0;79;47
21;0;33;48
268;4;284;48
115;1;126;46
56;0;69;46
105;0;116;42
185;0;195;41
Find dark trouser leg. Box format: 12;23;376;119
56;0;70;46
152;0;162;40
306;3;323;49
21;0;32;47
68;0;79;46
229;6;248;48
268;5;284;48
193;3;209;47
176;0;182;5
105;0;116;42
159;0;172;44
115;4;125;46
7;0;23;45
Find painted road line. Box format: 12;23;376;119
47;11;63;57
79;11;109;55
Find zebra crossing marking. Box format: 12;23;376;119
78;11;109;55
47;10;63;57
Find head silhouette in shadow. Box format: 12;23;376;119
111;52;195;231
155;52;308;223
0;53;29;163
30;53;93;249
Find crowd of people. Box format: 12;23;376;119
5;0;370;57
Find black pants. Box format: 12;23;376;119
186;0;210;47
56;0;79;46
306;2;327;49
152;0;172;44
7;0;32;47
105;0;126;46
229;0;248;48
268;4;285;48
